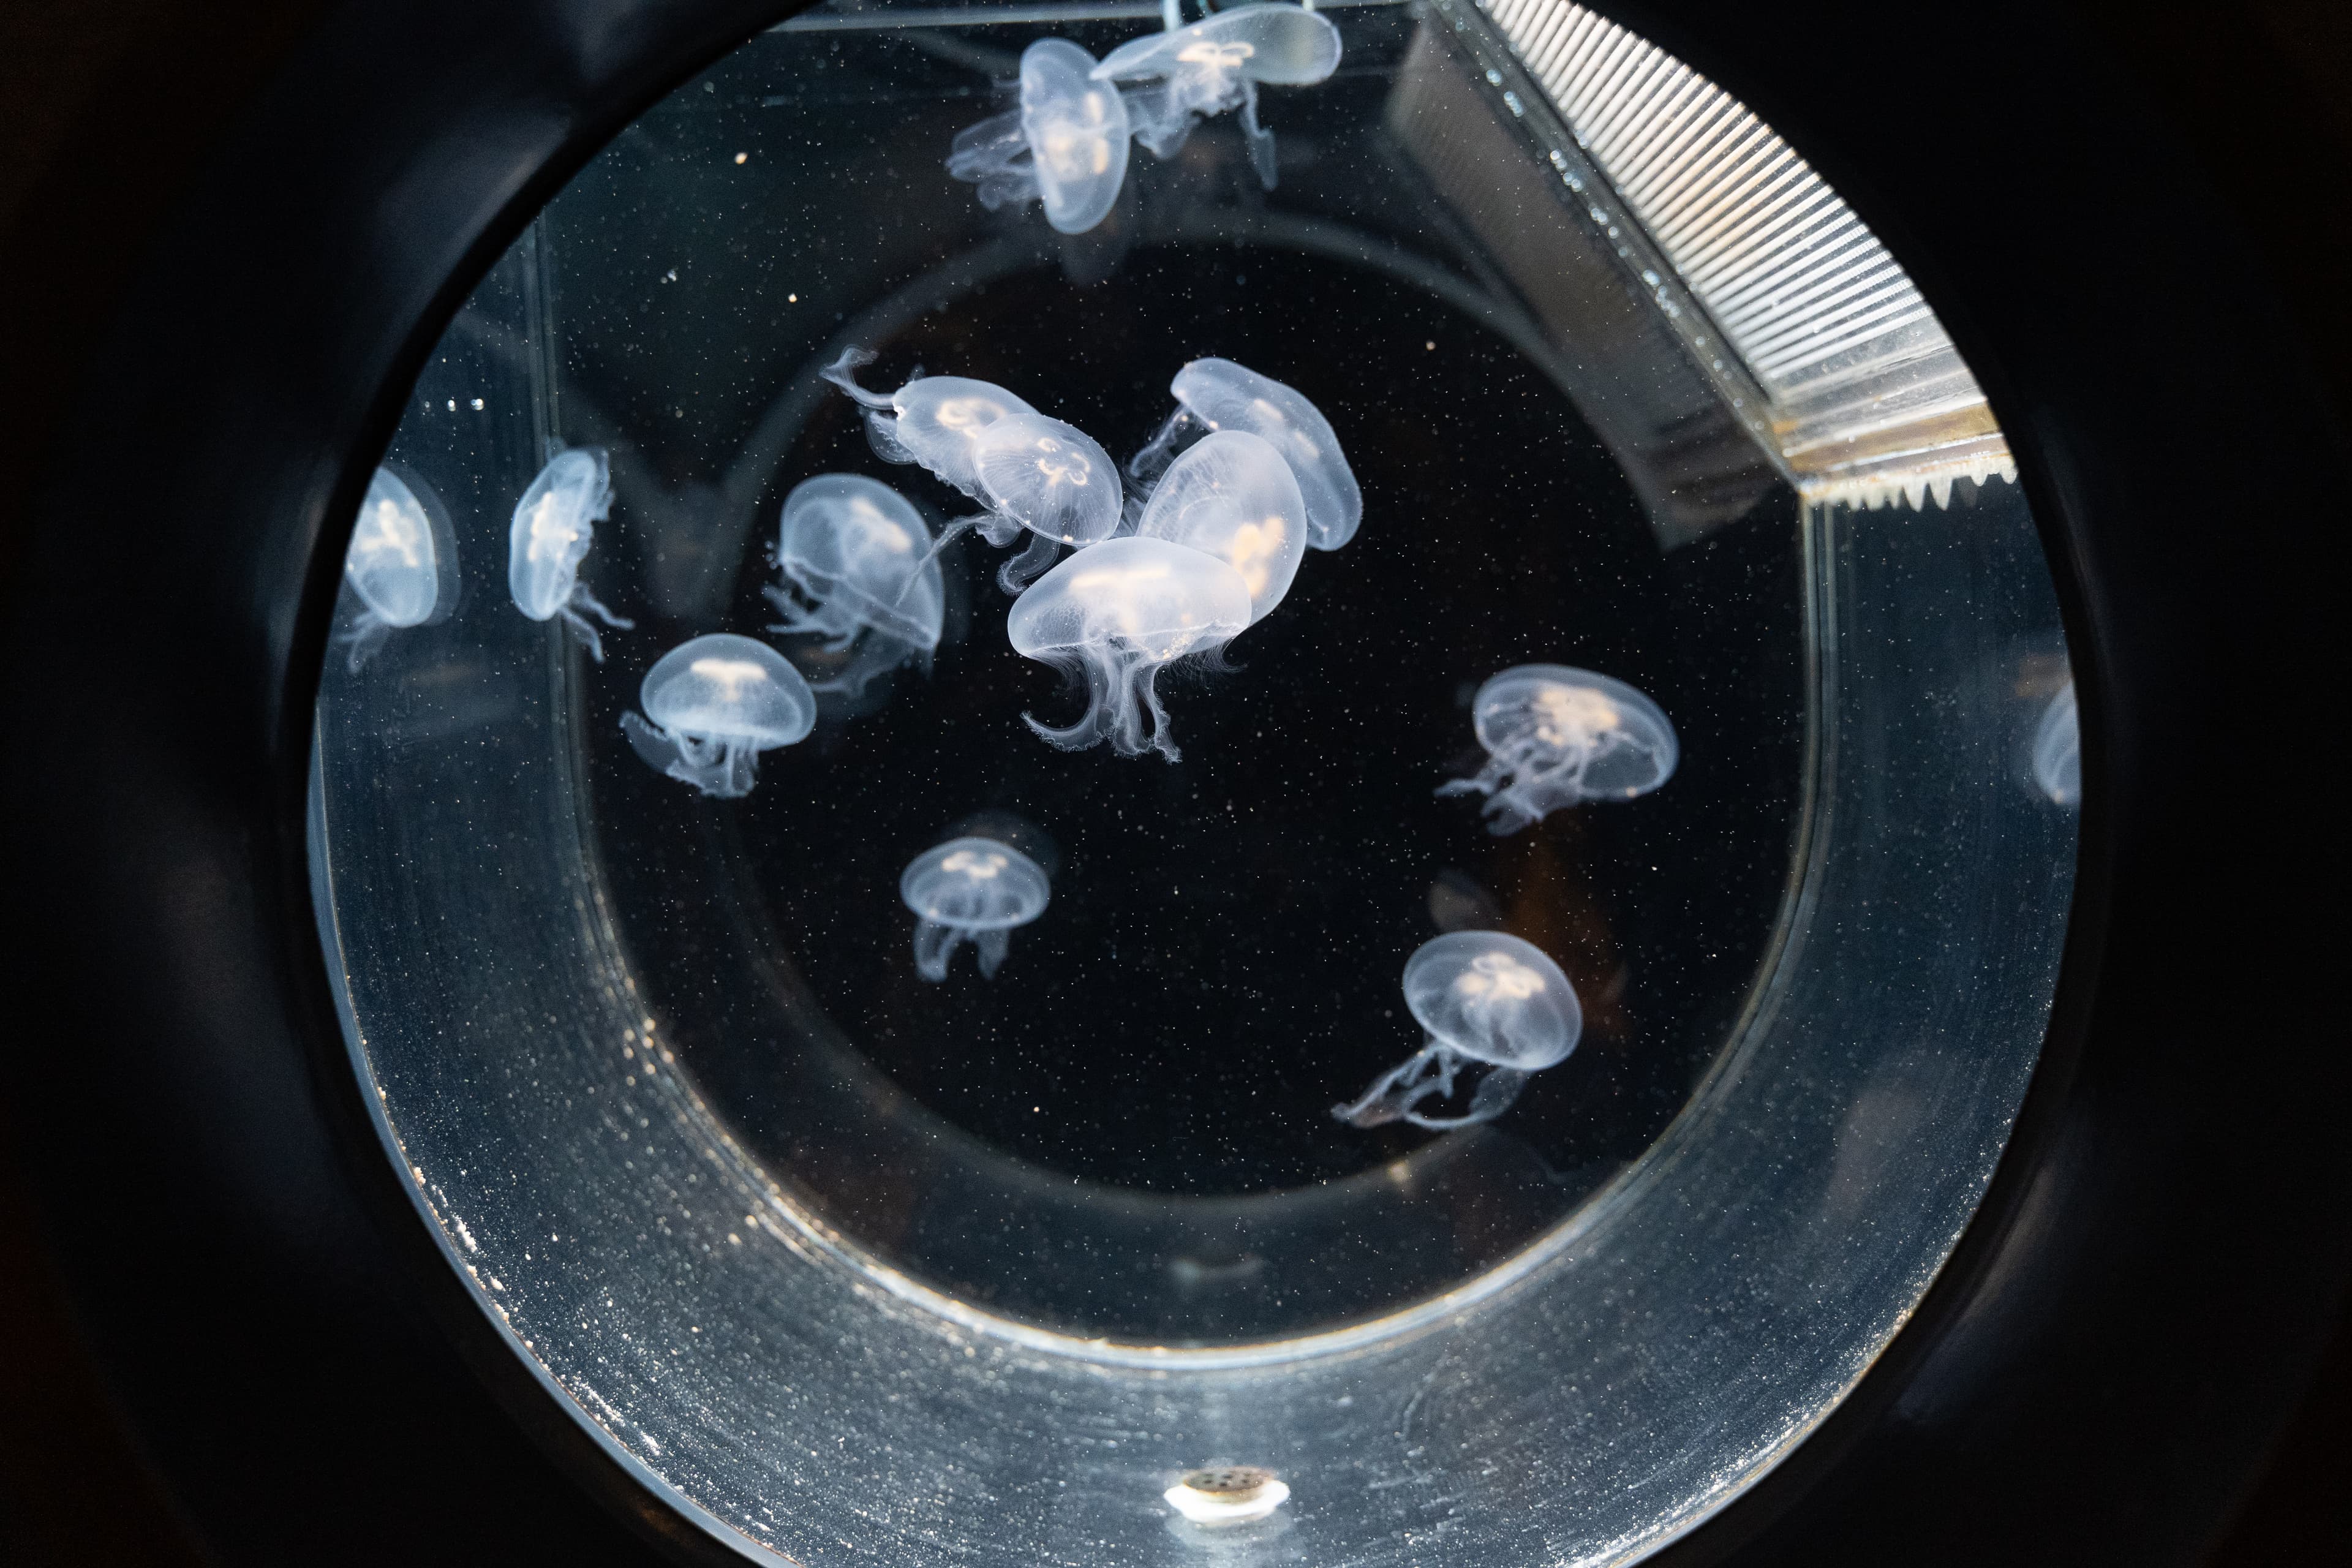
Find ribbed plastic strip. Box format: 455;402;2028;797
1476;0;2014;505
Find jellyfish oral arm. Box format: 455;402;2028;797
1332;1044;1453;1129
945;110;1039;211
1332;1045;1534;1131
559;582;634;663
973;927;1012;979
820;347;896;411
763;582;862;652
911;918;963;984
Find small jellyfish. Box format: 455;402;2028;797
2033;679;2081;807
1333;932;1581;1130
899;835;1052;982
820;349;1036;502
1007;535;1253;761
619;633;816;798
763;474;943;698
947;39;1132;235
1129;358;1360;551
1093;3;1344;187
1130;430;1308;622
1438;665;1678;834
340;466;455;670
508;447;635;660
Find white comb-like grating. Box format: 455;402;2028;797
1478;0;2016;508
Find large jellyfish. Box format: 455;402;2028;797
820;349;1036;502
1333;932;1581;1130
763;474;943;698
1129;430;1308;622
508;447;634;660
1438;665;1679;834
947;39;1132;235
1129;357;1361;550
1093;3;1343;187
618;633;816;798
341;466;455;670
2033;679;2081;807
899;835;1052;982
1006;535;1252;761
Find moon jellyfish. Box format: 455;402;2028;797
618;633;816;798
1333;932;1581;1130
966;410;1125;592
1007;535;1252;761
1130;429;1307;622
2033;679;2081;806
899;835;1052;982
1438;665;1679;833
763;474;943;698
1129;357;1361;550
1093;3;1343;187
508;447;635;660
820;349;1036;502
341;466;454;670
947;39;1131;235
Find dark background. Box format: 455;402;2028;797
2;1;2345;1565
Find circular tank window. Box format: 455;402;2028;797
307;2;2081;1562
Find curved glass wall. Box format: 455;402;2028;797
309;2;2078;1562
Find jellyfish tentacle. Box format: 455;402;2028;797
974;927;1012;979
1126;407;1202;488
1238;78;1278;189
341;611;391;673
1022;650;1115;753
893;518;981;605
820;347;895;410
763;583;864;651
912;919;962;982
1129;651;1181;763
1404;1066;1532;1131
620;710;684;774
1331;1044;1450;1128
997;532;1061;595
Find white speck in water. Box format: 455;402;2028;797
470;397;484;410
734;151;748;164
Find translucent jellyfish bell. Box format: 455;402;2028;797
763;475;943;698
946;39;1132;235
1334;932;1582;1130
1006;535;1253;761
968;410;1125;591
1093;4;1343;186
508;447;635;660
1438;665;1679;833
618;633;816;799
1131;358;1361;551
2033;679;2081;807
899;835;1052;982
341;466;456;669
1131;429;1308;622
820;350;1038;502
